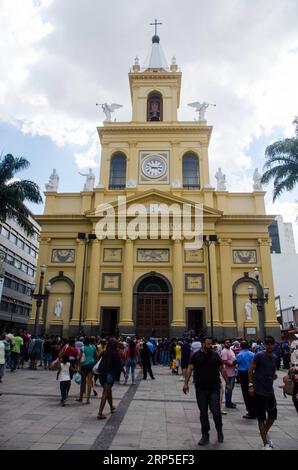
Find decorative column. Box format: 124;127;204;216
86;239;101;323
258;238;279;327
218;239;235;325
201;143;210;188
171;238;185;327
208;241;220;326
119;238;134;326
71;238;86;323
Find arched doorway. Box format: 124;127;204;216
232;274;265;340
134;273;171;338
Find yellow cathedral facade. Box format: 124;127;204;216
30;32;280;340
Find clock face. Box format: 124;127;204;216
141;155;167;179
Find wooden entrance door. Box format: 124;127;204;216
101;308;118;336
187;309;204;336
136;293;169;338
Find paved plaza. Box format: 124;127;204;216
0;365;297;451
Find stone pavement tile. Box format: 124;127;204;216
29;443;62;450
65;436;97;445
6;433;44;443
139;440;168;450
1;442;33;450
60;444;92;450
109;445;141;450
37;434;70;444
118;424;144;433
20;413;50;421
163;439;195;450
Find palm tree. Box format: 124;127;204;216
261;119;298;201
0;154;42;236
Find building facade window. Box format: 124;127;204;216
109;153;127;189
183;153;200;189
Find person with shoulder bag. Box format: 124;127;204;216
283;366;298;413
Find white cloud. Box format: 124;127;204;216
0;0;298;185
74;135;100;169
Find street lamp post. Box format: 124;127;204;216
203;234;218;340
248;267;269;340
32;264;51;337
77;233;97;335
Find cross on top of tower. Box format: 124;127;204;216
150;19;162;43
150;19;162;35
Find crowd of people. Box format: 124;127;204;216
0;329;297;449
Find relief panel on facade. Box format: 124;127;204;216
101;273;121;291
137;249;170;263
51;249;75;263
233;250;257;264
185;273;205;292
184;249;204;263
103;248;122;263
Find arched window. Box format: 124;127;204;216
183;154;200;189
147;91;163;121
109;153;127;189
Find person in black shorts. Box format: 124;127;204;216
183;337;230;446
248;336;278;450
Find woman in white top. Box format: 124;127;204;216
56;355;76;406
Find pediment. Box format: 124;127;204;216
86;189;222;219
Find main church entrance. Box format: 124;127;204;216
135;274;171;338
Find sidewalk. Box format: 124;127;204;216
0;365;297;450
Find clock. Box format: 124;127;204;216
141;155;167;179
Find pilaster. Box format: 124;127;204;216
218;238;236;325
71;239;86;322
119;238;134;326
171;238;185;327
86;239;101;322
208;241;220;325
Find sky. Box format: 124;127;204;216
0;0;298;247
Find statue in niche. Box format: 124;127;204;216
54;298;63;319
245;302;252;321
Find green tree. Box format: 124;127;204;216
0;154;42;236
261;119;298;201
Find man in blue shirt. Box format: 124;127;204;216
236;341;256;419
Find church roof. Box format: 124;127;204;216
143;35;169;70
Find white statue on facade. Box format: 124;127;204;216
126;179;137;188
79;168;95;191
253;168;263;191
96;103;123;122
54;298;63;318
171;179;182;188
215;168;227;191
188;102;216;121
45;169;59;192
245;302;252;321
